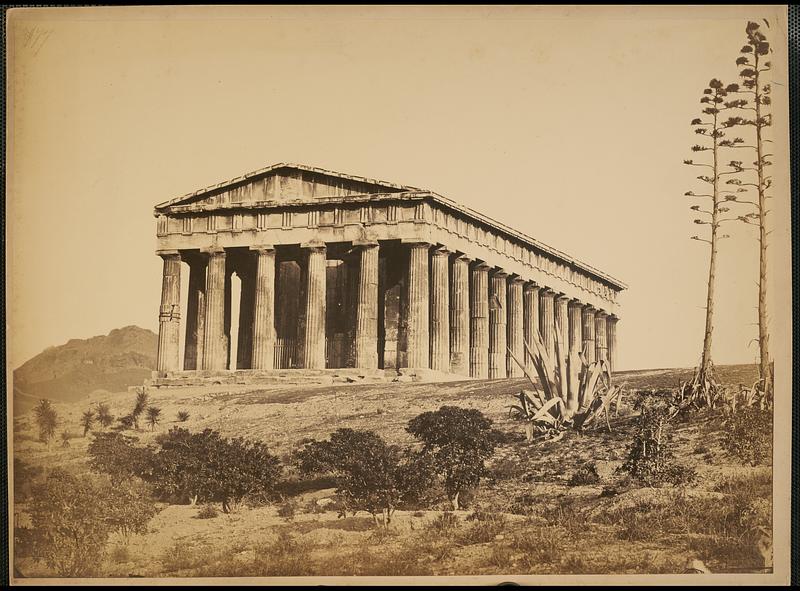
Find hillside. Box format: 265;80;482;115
13;326;157;414
12;364;773;578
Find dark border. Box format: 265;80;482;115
789;5;798;587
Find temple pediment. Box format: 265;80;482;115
155;163;418;212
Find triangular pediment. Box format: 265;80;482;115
155;163;419;211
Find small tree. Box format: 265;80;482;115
81;410;95;437
131;389;149;430
146;406;162;431
149;427;282;512
22;469;158;576
296;428;434;527
96;402;114;429
33;399;58;447
406;406;497;510
87;432;155;483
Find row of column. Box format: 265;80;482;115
156;242;618;375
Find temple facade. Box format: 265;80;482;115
152;164;626;382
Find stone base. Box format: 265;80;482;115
146;367;468;388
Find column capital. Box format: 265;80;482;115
582;305;597;314
200;246;226;257
249;244;276;253
452;252;471;263
509;276;526;285
608;314;619;322
555;293;571;302
523;281;540;293
431;245;450;257
301;241;327;252
352;239;379;248
401;239;432;247
491;269;509;279
595;309;608;318
156;249;180;259
568;298;584;307
471;260;492;272
539;287;556;297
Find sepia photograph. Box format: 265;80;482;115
5;5;793;585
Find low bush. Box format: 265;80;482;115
568;463;600;486
176;410;190;423
721;406;772;466
277;500;297;521
196;504;219;519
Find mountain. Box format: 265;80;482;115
13;326;158;414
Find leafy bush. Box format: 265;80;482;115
96;402;114;429
87;432;155;483
568;463;601;486
296;428;435;527
20;469;157;576
619;406;696;487
721;406;772;465
176;410;190;422
196;504;219;519
149;427;282;512
406;406;496;509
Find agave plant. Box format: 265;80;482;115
507;321;622;441
675;362;723;410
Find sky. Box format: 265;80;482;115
6;5;790;372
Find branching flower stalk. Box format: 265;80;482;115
723;21;774;403
682;79;741;406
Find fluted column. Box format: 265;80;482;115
469;262;491;378
554;294;570;360
251;246;276;370
354;241;379;369
430;247;450;372
523;283;540;362
607;315;618;371
183;254;206;370
406;242;430;369
202;248;227;371
595;311;608;364
449;255;471;376
582;306;596;364
489;270;508;379
156;251;182;374
568;300;584;357
302;244;327;369
507;278;524;377
539;289;556;361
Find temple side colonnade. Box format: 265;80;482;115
153;164;626;380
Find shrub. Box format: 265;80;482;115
149;427;282;512
568;463;600;486
176;410;190;422
196;504;219;519
619;405;695;487
96;403;114;429
407;406;496;510
296;428;435;527
721;406;772;465
33;399;58;446
13;458;43;503
132;389;149;430
60;430;72;448
21;469;157;576
146;406;162;431
87;432;155;483
81;410;95;437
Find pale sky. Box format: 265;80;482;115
6;5;791;372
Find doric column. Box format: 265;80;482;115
539;288;556;361
202;248;227;371
183;254;206;371
595;311;608;364
449;254;471;376
302;243;327;369
568;300;584;357
554;294;570;360
523;283;540;360
251;246;276;370
489;270;508;379
406;242;430;368
507;277;525;377
430;247;450;372
469;262;491;378
607;315;618;371
236;263;256;370
582;306;596;364
354;241;379;370
156;251;182;374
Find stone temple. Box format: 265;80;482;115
151;163;625;385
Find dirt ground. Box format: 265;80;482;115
13;363;773;578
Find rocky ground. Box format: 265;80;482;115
13;364;773;578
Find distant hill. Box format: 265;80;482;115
13;326;158;414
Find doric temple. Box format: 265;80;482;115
152;163;626;383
